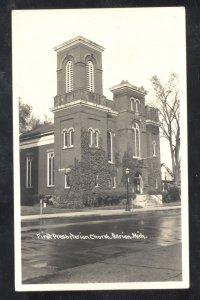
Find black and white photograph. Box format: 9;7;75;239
13;7;189;291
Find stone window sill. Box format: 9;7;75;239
62;146;74;149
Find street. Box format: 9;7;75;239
21;209;182;284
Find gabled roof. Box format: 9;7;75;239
161;163;174;177
20;124;54;141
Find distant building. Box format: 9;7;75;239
161;163;174;191
20;36;162;205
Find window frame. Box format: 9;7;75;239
155;178;158;189
66;60;73;93
94;129;100;148
134;98;140;113
130;97;134;111
130;97;140;113
47;151;54;187
132;122;141;158
62;128;74;149
107;131;113;163
63;130;68;148
112;175;116;189
26;155;33;188
88;128;93;147
87;61;94;92
69;128;74;148
94;174;99;187
65;173;71;189
152;140;156;157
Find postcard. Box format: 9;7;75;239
13;7;189;291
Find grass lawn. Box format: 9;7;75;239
21;204;125;216
163;200;181;207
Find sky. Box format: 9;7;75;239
12;8;186;168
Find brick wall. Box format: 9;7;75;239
56;43;103;96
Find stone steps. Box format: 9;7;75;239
133;194;162;208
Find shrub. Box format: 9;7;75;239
168;185;181;201
82;191;99;207
119;198;128;206
162;191;169;203
162;184;181;202
47;190;137;209
83;190;136;207
52;193;85;209
31;194;54;205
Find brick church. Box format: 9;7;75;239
20;36;161;206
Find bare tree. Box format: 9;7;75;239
150;74;180;184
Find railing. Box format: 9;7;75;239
54;89;114;109
145;106;159;122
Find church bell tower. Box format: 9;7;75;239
52;36;106;194
54;35;105;100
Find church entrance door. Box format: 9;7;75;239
133;173;143;194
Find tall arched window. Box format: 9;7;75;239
155;178;158;189
133;123;140;157
134;99;140;113
65;173;71;189
47;152;54;187
87;61;94;92
152;140;156;156
26;155;33;188
63;129;68;148
130;98;134;111
62;128;74;148
66;61;73;92
130;97;140;113
107;131;113;163
94;175;99;187
94;129;99;148
112;175;116;188
88;128;93;147
69;128;74;147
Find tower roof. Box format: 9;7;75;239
110;80;148;96
54;36;105;53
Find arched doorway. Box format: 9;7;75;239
133;172;143;194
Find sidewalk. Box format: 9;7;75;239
23;243;182;284
21;205;181;221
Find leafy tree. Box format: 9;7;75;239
19;98;53;133
150;74;180;184
19;97;32;133
43;114;53;125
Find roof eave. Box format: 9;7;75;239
54;36;105;53
110;84;148;96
